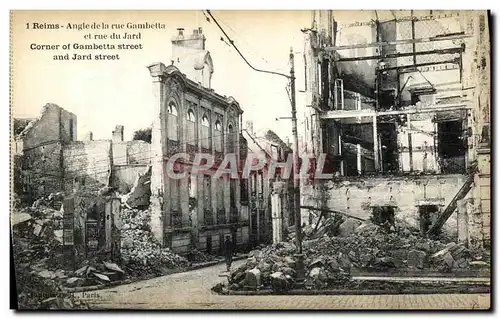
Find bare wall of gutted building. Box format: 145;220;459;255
63;141;112;193
112;141;151;166
302;174;475;238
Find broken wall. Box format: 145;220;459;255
16;104;77;200
112;141;151;166
21;142;63;201
111;164;151;194
302;174;473;239
63;141;112;194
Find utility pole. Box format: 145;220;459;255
289;48;305;284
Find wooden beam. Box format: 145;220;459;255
407;113;414;172
324;34;472;51
336;47;464;62
300;205;367;222
381;59;459;72
373;115;379;172
321;102;471;119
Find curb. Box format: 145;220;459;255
222;286;491;296
63;254;247;294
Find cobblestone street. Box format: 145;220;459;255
77;260;490;310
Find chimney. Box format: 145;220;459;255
245;121;254;135
198;27;203;34
84;131;93;141
112;125;124;143
171;26;205;50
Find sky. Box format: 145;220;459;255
11;10;312;142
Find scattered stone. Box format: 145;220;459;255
103;261;124;273
270;271;289;292
308;256;326;269
93;273;110;282
432;242;457;259
281;266;296;277
338;218;362;237
407;250;427;269
443;252;455;269
38;270;55;279
283;256;296;269
244;268;261;290
415;242;431;252
246;256;258;269
11;212;32;226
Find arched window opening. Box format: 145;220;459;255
214;120;222;152
168;102;178;116
167;101;179;141
187;109;196;122
186;109;196;145
227;123;235;153
201;115;210;150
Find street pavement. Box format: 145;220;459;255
75;260;491;310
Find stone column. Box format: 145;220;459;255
271;193;283;243
147;62;167;245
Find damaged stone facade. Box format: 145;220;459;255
300;10;490;248
240;122;295;246
14;102;153;207
14;103;77;202
148;29;247;254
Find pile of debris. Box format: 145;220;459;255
64;260;126;288
224;218;490;293
120;207;190;278
14;259;89;310
227;241;351;292
188;249;219;263
307;219;488;273
12;196;85;309
31;192;65;210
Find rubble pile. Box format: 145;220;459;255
12;199;87;309
64;260;126;288
14;259;88;310
227;241;351;292
120;207;189;277
188;249;219;263
224;218;490;292
307;220;486;272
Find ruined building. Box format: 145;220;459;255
240;121;294;246
14;104;77;202
300;10;490;248
147;27;249;254
14;101;152;204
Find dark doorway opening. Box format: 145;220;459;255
437;120;466;173
419;205;440;235
372;206;396;226
378;122;399;174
